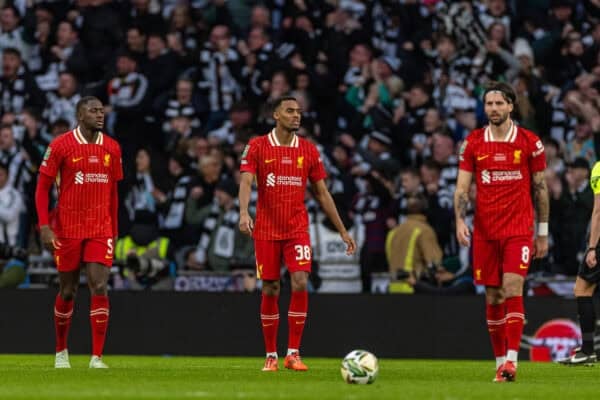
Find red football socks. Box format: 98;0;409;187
486;303;506;358
54;294;74;352
505;296;525;352
287;290;308;351
90;295;110;357
260;294;279;354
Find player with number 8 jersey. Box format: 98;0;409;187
35;97;123;370
239;96;356;372
454;82;549;382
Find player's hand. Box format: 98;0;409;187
456;219;471;247
40;225;61;252
533;236;548;259
586;248;597;268
341;232;357;256
239;212;254;236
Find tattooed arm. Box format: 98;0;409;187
454;169;473;246
532;171;549;258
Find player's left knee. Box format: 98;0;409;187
290;272;308;291
89;281;108;295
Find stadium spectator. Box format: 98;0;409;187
36;20;88;90
42;71;81;129
551;157;593;275
0;47;45;115
106;50;149;160
0;161;24;247
0;4;32;62
189;178;254;272
123;147;166;233
386;193;442;294
197;24;243;131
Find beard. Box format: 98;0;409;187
488;112;509;126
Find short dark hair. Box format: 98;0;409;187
483;81;516;105
76;96;101;115
273;95;297;110
400;167;420;178
406;193;428;214
421;159;441;174
2;47;21;59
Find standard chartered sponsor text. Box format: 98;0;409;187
85;173;109;183
491;170;522;181
276;175;303;186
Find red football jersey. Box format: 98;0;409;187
240;129;327;240
39;128;123;238
459;123;546;240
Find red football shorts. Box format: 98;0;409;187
254;233;312;280
54;237;114;272
472;235;533;286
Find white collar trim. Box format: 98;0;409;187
73;127;103;145
484;121;517;143
268;129;298;147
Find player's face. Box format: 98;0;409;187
274;100;301;131
484;92;513;126
79;100;105;132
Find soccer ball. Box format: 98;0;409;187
340;350;379;384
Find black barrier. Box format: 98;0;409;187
0;290;584;359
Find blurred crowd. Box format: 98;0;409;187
1;0;600;293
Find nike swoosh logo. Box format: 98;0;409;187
265;159;276;163
477;155;489;161
262;323;273;327
298;261;311;265
104;255;113;259
295;321;305;325
72;157;84;163
95;319;107;323
519;264;528;270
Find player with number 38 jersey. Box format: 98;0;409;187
239;96;356;373
240;128;326;240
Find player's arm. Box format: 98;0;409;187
35;172;61;251
532;171;549;258
585;165;600;268
238;171;254;236
312;179;356;255
454;169;473;247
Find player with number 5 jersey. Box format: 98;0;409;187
454;82;549;382
239;96;356;372
35;97;123;370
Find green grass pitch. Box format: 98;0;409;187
0;355;598;399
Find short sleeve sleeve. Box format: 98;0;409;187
458;138;474;172
309;145;327;183
38;142;62;179
590;162;600;194
240;140;258;175
529;137;546;173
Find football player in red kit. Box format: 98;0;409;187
239;96;356;371
36;96;123;369
454;82;549;382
